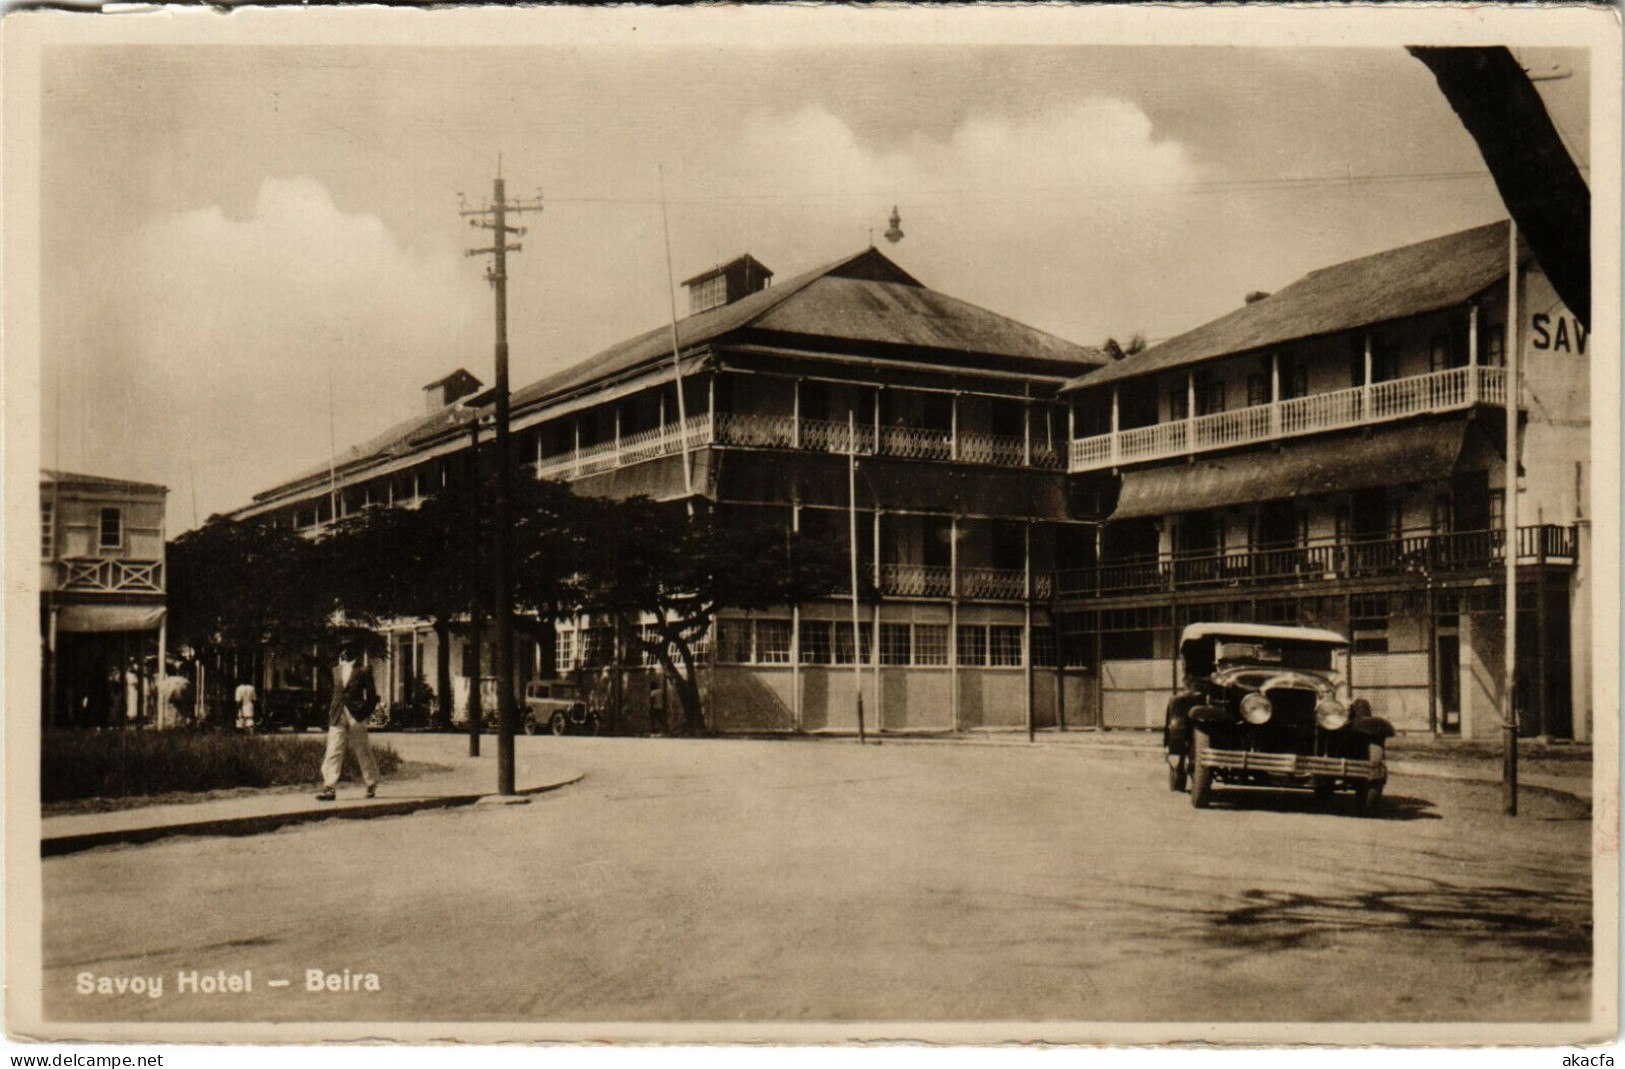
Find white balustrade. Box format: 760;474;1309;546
534;413;714;481
1069;365;1514;472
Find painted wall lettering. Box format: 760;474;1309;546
1531;312;1588;355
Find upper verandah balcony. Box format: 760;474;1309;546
1069;363;1507;472
1063;220;1523;474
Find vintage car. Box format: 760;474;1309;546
521;680;599;736
1163;623;1393;814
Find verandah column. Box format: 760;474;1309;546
1110;386;1120;467
1468;304;1481;404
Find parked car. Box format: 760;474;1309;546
521;680;599;736
1163;623;1394;814
259;687;327;733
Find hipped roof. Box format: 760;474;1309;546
1067;220;1513;393
246;247;1100;509
510;245;1103;414
43;469;168;495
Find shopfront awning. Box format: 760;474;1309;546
54;603;167;634
1111;421;1474;520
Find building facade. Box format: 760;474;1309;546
236;248;1106;731
41;470;170;728
1056;221;1590;741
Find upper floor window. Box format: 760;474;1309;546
41;502;54;559
1169;388;1188;422
1480;324;1506;368
1196;379;1226;417
1430;329;1469;372
98;508;122;550
1246;374;1270;407
1277;356;1310;400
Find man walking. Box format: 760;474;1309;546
316;644;381;801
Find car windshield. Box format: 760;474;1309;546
1214;641;1336;671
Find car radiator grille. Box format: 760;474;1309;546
1200;750;1382;779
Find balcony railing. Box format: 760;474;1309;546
57;558;164;595
534;413;714;481
715;412;1065;469
873;564;1055;600
1056;524;1575;597
1070;365;1508;472
532;410;1065;480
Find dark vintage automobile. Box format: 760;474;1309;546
259;687;328;733
1163;623;1394;814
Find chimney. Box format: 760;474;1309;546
1244;290;1271;305
422;369;483;414
682;254;774;315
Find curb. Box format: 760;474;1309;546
40;773;584;858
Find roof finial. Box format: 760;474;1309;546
884;205;904;244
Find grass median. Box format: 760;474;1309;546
42;730;415;811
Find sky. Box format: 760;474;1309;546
36;37;1591;531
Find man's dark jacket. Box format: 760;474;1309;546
327;664;379;728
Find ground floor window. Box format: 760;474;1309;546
880;624;913;666
956;625;988;666
1350;594;1390;653
914;624;949;666
757;620;793;664
801;621;833;665
989;625;1024;666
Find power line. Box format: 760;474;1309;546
529;168;1503;206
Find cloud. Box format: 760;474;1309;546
694;98;1202;347
107;176;490;523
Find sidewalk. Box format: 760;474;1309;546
41;734;582;857
865;729;1595;804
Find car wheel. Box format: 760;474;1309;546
1190;728;1214;809
586;713;602;737
1355;743;1386;816
1167;751;1188;792
549;711;568;736
523;716;539;736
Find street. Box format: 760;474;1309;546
43;735;1593;1024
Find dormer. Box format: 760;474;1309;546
682;254;774;314
423;369;483;413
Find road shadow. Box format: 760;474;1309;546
1198;787;1441;821
1206;880;1593;965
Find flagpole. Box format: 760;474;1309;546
658;165;695;503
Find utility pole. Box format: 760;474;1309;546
462;167;543;795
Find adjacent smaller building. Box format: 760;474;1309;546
40;470;170;728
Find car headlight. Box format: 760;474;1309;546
1315;698;1350;731
1240;692;1273;725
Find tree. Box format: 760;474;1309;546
168;515;336;654
1101;332;1147;362
562;499;847;736
321;471;582;730
167;514;344;722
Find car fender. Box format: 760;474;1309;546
1188;704;1229;729
1347;716;1395;741
1164;693;1201;754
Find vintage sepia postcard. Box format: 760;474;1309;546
3;3;1618;1051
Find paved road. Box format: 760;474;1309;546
42;735;1593;1025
